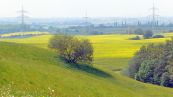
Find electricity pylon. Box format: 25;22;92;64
84;11;90;34
18;0;28;32
150;0;159;32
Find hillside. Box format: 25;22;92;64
0;33;173;96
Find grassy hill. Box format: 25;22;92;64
0;33;173;96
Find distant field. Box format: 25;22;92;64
0;32;49;38
0;33;173;96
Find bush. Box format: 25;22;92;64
135;60;155;83
128;39;173;87
143;30;153;39
153;35;164;38
49;35;93;64
129;36;141;40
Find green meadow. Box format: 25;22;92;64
0;33;173;96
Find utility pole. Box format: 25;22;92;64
113;19;118;27
18;0;28;32
151;0;158;32
137;20;141;26
84;11;89;34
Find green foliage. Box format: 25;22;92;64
160;70;173;87
129;39;173;87
1;33;173;96
49;35;93;64
129;36;141;40
153;35;165;38
135;60;155;82
143;30;153;39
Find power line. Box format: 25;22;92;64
84;11;89;26
18;0;28;31
150;0;159;31
84;11;89;34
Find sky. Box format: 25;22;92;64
0;0;172;18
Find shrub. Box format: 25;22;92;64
161;72;170;87
129;36;141;40
128;39;173;87
143;30;153;39
152;35;164;38
135;60;155;83
49;35;93;64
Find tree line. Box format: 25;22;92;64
128;39;173;87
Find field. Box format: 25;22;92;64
0;33;173;96
0;32;49;38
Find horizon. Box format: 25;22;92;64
1;0;173;18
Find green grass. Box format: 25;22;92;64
0;33;173;96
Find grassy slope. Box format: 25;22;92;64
0;33;173;96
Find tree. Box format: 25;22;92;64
74;39;93;63
128;39;173;87
153;35;164;38
135;60;155;83
128;45;151;77
129;36;141;40
134;28;144;35
143;30;153;39
49;35;93;64
161;72;171;87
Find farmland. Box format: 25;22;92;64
0;33;173;96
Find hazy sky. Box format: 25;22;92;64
0;0;172;18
